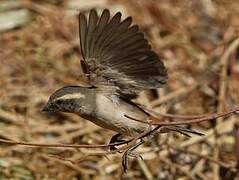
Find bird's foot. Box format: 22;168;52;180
122;140;144;172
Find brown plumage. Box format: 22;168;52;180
79;9;167;98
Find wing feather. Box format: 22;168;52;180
95;12;122;58
90;9;110;56
99;18;132;60
79;9;167;97
86;9;98;58
79;13;87;60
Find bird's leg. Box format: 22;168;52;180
122;140;144;172
109;133;126;151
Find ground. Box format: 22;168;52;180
0;0;239;179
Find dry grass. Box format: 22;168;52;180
0;0;239;179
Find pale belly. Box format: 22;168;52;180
87;94;149;136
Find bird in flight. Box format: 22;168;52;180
42;9;201;141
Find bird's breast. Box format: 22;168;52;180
85;94;149;136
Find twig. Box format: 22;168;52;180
0;126;161;154
150;106;239;126
0;126;161;156
0;138;127;149
124;106;239;126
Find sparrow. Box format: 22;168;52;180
42;9;202;140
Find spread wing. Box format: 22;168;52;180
79;9;167;98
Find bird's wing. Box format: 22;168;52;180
79;9;167;98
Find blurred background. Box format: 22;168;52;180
0;0;239;179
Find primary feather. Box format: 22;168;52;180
79;9;168;98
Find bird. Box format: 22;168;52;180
42;9;202;141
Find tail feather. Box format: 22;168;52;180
166;126;204;137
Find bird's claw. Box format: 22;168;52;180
122;140;144;172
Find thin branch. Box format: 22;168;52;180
0;138;129;149
126;105;239;126
150;106;239;126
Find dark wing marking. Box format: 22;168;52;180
79;9;167;98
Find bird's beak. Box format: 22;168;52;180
41;105;48;112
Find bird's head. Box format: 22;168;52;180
42;86;95;114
